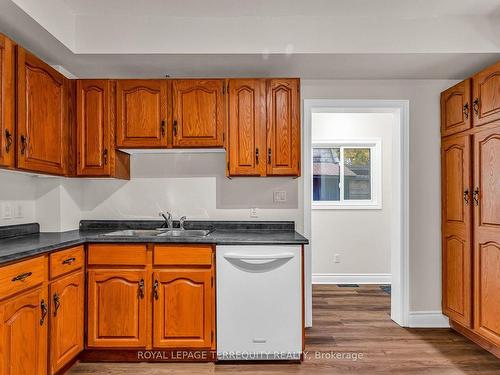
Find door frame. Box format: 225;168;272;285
302;99;410;327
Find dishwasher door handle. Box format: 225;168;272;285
223;252;294;265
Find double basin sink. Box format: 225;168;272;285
103;228;212;238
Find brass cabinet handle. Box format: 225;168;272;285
153;279;159;300
12;272;32;282
53;293;60;316
40;299;48;325
463;103;469;119
20;135;27;155
473;98;480;115
473;187;480;206
138;279;145;299
161;120;166;137
255;148;259;165
103;149;108;165
268;148;272;164
173;120;178;137
463;189;469;205
5;129;12;153
62;257;76;265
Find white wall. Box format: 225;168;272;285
311;113;393;275
0;170;36;226
301;79;457;312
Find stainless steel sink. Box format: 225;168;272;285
156;229;212;237
103;229;165;236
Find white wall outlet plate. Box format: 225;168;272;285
249;208;258;218
2;202;13;219
273;191;287;202
334;254;341;263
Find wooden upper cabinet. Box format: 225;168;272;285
16;47;69;175
473;127;500;345
87;269;147;348
472;61;500;127
49;271;84;374
440;79;472;137
77;80;130;179
0;34;15;169
172;79;224;148
0;287;48;375
227;79;266;176
266;79;301;176
116;80;167;148
441;134;472;327
153;269;214;349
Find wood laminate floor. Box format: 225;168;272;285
69;285;500;374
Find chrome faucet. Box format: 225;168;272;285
179;216;187;230
159;212;173;229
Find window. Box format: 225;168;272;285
312;140;381;209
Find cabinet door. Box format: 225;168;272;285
266;79;300;176
473;127;500;344
116;80;167;148
441;135;472;327
0;34;15;168
49;271;84;374
227;79;266;176
153;269;214;348
472;61;500;127
77;80;113;176
0;287;48;375
172;79;224;148
440;79;471;137
17;47;68;175
87;269;147;348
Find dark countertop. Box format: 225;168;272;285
0;221;308;265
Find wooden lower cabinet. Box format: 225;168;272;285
0;287;48;375
153;269;214;349
87;269;147;348
49;271;84;374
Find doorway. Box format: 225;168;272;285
303;100;409;327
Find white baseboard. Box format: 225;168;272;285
408;311;450;328
312;273;392;284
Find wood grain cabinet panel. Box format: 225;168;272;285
0;287;48;375
440;79;472;137
0;34;15;169
49;271;84;374
266;79;301;176
87;269;147;348
153;269;214;349
16;47;69;176
227;79;266;176
172;79;224;148
116;80;167;148
472;61;500;127
441;135;472;327
473;127;500;345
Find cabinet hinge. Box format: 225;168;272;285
211;330;214;343
227;161;229;171
211;276;214;287
222;132;225;142
222;85;225;95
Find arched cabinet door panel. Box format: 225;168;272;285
440;79;472;137
17;47;68;175
0;34;15;168
441;134;472;327
153;269;214;349
87;269;147;348
472;61;500;127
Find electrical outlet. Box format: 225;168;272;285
273;191;287;202
249;208;258;218
2;202;13;219
334;254;341;263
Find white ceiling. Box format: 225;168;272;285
1;0;499;79
62;0;500;17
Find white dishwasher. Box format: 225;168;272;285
216;245;302;360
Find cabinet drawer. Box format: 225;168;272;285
50;245;84;279
88;244;147;266
0;256;45;300
153;245;213;266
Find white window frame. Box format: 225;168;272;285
312;139;382;210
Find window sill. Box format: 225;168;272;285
312;203;382;210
